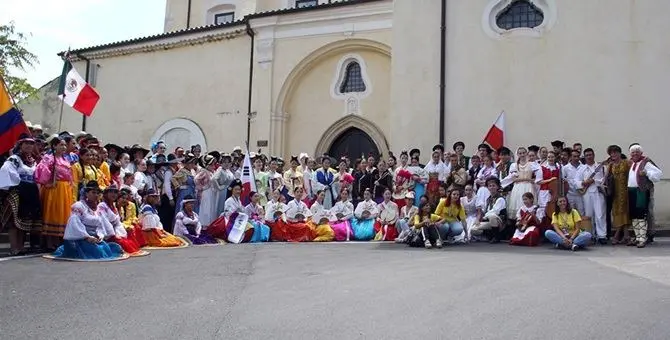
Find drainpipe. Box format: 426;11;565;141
438;0;447;144
186;0;192;28
245;20;255;149
77;54;91;132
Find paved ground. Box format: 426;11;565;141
1;241;670;340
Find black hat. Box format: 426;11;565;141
551;140;564;148
103;184;119;193
477;143;492;152
104;143;124;155
219;152;232;161
184;153;198;164
208;151;221;161
409;148;421;157
83;181;101;193
182;194;196;206
290;155;299;164
16;133;35;145
144;188;159;196
432;144;444;153
129;144;150;158
527;145;540;153
58;131;74;139
453;141;465;151
199;154;216;168
119;188;132;196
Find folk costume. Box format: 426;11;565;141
351;198;378;241
244;202;271;243
510;205;541;246
140;200;185;248
35;153;73;238
506;160;542;218
98;195;142;255
174;196;219;245
0;153;43;235
315;166;337;209
374;199;399;241
627;150;662;247
330;199;355;241
577;161;607;240
309;200;335;242
195;157;218;226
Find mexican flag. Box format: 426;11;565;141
58;60;100;116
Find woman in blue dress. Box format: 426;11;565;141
244;191;271;243
174;154;198;215
351;189;379;241
52;182;125;260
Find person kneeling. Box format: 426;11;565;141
471;177;507;243
52;182;125;260
545;196;592;251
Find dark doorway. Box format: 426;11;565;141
327;127;380;161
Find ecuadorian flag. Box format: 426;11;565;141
0;81;29;154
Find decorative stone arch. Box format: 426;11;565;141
272;38;391;155
314;115;389;161
275;38;391;117
151;118;208;152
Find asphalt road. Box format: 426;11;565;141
1;241;670;340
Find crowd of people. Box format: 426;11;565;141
0;122;662;260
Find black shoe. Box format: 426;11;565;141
598;238;608;245
646;236;654;244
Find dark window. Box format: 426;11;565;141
339;62;366;93
496;0;544;30
214;12;235;25
296;0;318;8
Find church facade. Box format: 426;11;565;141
21;0;670;221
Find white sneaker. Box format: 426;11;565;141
424;240;432;249
436;239;443;249
571;244;579;251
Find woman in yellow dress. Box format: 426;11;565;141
606;145;631;244
71;148;107;201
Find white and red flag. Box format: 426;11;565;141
240;150;257;205
58;58;100;116
483;111;505;151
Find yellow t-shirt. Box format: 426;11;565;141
413;213;441;228
551;209;582;234
434;200;466;222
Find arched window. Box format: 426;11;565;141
496;0;544;30
339;62;366;93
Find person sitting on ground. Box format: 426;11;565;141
413;201;443;249
395;191;418;243
51;182;125;260
309;190;336;242
351;188;379;241
97;184;143;255
174;194;218;245
140;189;186;248
510;192;541;247
471;177;507;243
545;196;592;251
329;188;355;241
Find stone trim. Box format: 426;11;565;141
314;115;389;161
482;0;557;39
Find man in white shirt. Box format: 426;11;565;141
577;148;607;244
627;144;662;247
562;150;585;216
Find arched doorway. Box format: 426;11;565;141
327;127;380;161
151;118;208;152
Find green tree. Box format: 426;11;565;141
0;21;38;101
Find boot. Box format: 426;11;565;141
488;227;500;244
637;219;648;248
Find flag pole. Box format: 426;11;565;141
58;49;70;133
0;73;20;109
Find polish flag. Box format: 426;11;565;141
58;59;100;116
240;150;257;205
483;111;505;151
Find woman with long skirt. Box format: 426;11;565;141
510;192;541;246
51;182;125;260
351;188;378;241
460;184;479;242
408;155;428;207
330;188;355;241
35;136;74;251
195;154;218;227
314;156;337;209
212;153;235;216
174;194;218;244
140;189;186;248
505;147;542;220
0;136;43;255
309;190;335;242
375;188;399;241
97;185;143;254
244;192;271;243
264;190;289;241
281;186;315;242
118;188;147;247
207;179;254;242
173;154;198;215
